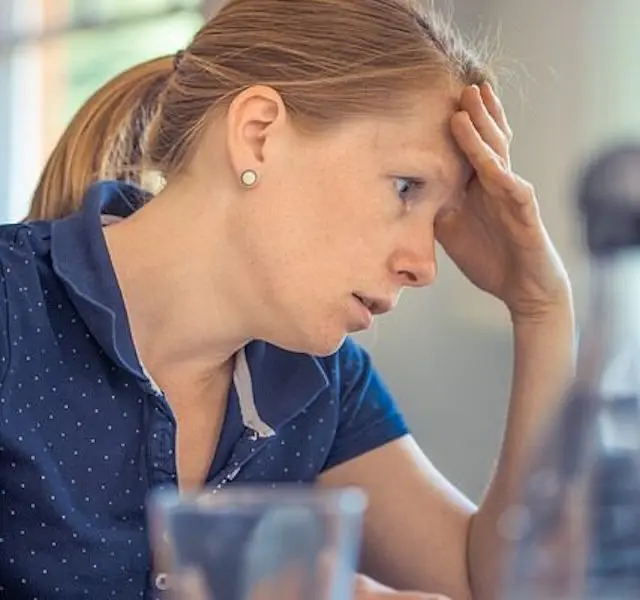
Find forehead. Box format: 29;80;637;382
341;84;472;189
382;89;468;170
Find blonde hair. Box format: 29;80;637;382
28;56;172;221
31;0;496;219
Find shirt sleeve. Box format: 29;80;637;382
322;336;410;471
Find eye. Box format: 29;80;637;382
394;177;423;203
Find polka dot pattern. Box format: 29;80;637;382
0;182;409;599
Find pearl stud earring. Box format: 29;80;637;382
240;169;258;188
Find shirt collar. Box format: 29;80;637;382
51;181;144;381
49;181;329;434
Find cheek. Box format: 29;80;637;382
271;209;362;301
274;174;357;251
242;190;344;293
257;163;391;284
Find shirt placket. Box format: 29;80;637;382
146;346;277;598
145;389;178;489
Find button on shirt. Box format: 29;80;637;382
0;182;409;599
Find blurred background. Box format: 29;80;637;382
0;0;638;501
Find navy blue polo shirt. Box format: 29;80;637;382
0;181;409;600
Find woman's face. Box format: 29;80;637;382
199;84;471;356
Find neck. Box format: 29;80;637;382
102;180;254;382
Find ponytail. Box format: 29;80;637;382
27;56;173;221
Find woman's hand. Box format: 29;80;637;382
355;573;450;600
436;83;571;322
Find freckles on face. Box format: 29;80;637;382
243;84;470;314
275;125;391;252
273;86;473;274
384;90;471;203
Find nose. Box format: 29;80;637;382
389;234;438;289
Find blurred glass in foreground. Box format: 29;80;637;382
148;486;367;600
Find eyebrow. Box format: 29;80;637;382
402;149;445;181
416;153;453;189
421;148;474;189
413;151;471;208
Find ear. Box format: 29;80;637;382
226;85;287;186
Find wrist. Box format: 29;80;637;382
510;291;577;374
509;285;574;328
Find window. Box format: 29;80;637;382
0;0;202;222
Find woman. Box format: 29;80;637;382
0;1;575;599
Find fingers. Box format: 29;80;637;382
451;111;506;186
479;82;512;142
354;574;452;600
452;85;539;217
354;573;396;594
450;111;533;207
460;85;510;164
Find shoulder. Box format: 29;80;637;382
0;221;54;311
316;337;409;470
0;221;55;383
0;220;52;267
260;335;397;411
316;335;382;396
247;338;408;474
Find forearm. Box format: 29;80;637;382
467;298;576;600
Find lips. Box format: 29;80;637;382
353;294;374;310
351;294;374;330
352;293;394;316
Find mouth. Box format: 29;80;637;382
352;293;394;317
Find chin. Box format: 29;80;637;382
304;317;351;356
304;335;346;358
